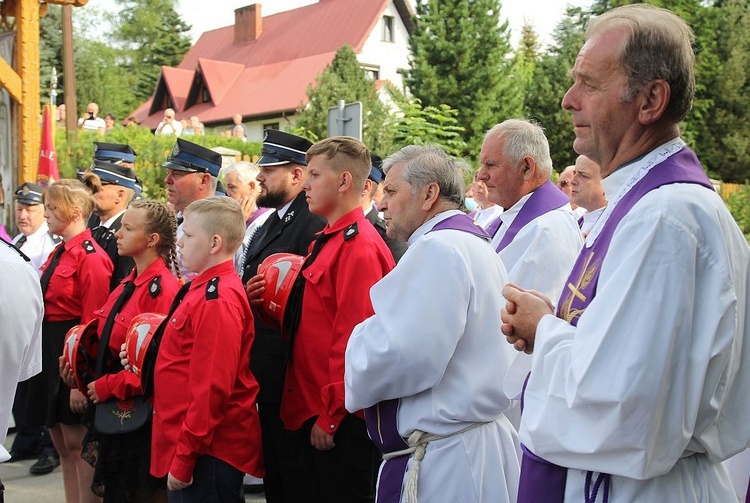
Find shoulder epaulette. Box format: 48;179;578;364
205;277;220;300
343;222;359;241
48;232;62;244
82;240;96;254
148;276;162;298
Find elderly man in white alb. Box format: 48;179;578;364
476;119;582;421
345;145;520;503
0;241;43;500
570;155;606;238
220;161;273;275
502;4;750;502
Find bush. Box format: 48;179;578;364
55;127;261;200
725;184;750;240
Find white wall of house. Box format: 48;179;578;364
358;1;411;92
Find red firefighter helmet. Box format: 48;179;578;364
124;312;166;377
257;252;305;327
62;319;99;393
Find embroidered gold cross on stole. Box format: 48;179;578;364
559;251;601;324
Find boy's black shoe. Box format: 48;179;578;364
29;455;59;475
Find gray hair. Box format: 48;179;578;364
484;119;553;179
221;161;261;185
382;145;465;208
587;4;695;123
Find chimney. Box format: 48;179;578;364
234;4;262;44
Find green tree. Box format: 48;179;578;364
696;0;750;182
384;86;467;157
508;22;541;114
294;45;390;153
406;0;518;156
39;5;63;106
113;0;192;101
523;6;588;171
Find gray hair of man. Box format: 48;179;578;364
382;145;465;209
586;4;695;123
484;119;553;180
220;160;261;185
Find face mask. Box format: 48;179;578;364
464;197;478;212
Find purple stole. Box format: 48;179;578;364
247;206;272;227
363;213;489;503
745;476;750;503
518;147;713;503
495;181;570;252
429;213;491;240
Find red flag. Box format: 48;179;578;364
37;104;60;188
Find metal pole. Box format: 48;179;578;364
50;67;57;106
337;100;346;136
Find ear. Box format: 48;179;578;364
639;79;670;125
209;233;224;255
420;182;441;211
339;171;353;193
291;166;305;184
146;232;160;249
116;187;126;203
362;179;373;198
520;156;536;182
200;173;212;188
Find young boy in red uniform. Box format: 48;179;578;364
151;196;263;502
281;136;395;502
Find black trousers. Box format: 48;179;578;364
288;414;380;503
258;401;297;503
166;455;243;503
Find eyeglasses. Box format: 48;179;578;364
558;180;570;188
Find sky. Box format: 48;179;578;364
95;0;592;49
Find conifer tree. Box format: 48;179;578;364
406;0;517;156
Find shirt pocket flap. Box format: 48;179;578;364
302;263;325;285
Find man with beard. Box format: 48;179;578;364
242;130;325;503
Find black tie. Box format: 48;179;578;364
284;232;333;360
96;281;136;377
176;215;184;226
15;235;28;248
141;281;192;397
40;243;65;295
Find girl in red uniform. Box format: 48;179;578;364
83;200;181;502
29;179;112;503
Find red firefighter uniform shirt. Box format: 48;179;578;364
40;228;113;323
151;260;263;482
93;259;181;402
280;207;395;434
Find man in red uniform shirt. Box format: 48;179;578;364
281;136;395;502
151;196;263;502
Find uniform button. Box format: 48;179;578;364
329;424;335;430
287;387;292;392
171;318;177;323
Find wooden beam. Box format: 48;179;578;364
16;0;41;185
0;56;22;102
46;0;90;6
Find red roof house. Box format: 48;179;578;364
130;0;414;141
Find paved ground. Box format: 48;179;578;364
1;432;266;502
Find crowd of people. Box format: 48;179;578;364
2;4;750;503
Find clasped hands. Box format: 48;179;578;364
501;283;555;354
